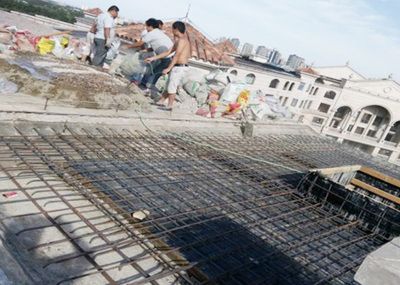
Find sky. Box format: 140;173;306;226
59;0;400;80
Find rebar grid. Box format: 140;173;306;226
1;126;399;285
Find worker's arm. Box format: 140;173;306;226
90;23;97;34
127;40;145;49
104;27;110;40
145;44;176;63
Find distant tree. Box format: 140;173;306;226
0;0;83;23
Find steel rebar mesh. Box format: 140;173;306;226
1;125;400;285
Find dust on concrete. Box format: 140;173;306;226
0;52;150;111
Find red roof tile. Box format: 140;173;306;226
301;67;319;75
116;22;235;66
84;8;102;17
215;40;238;54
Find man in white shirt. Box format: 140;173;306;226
92;5;119;67
129;18;173;88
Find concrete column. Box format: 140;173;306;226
389;150;400;163
378;123;393;144
341;112;358;134
350;111;363;134
371;147;380;157
321;109;336;133
338;113;350;130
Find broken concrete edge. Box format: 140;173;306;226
0;111;318;138
354;237;400;285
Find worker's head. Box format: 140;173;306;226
145;18;159;32
108;5;119;19
172;21;186;36
157;20;164;29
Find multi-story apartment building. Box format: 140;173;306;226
228;58;400;165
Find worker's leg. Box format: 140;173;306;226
92;38;107;67
156;92;169;105
167;94;176;109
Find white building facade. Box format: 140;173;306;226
227;59;400;165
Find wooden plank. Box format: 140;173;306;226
350;178;400;205
313;165;362;176
360;166;400;189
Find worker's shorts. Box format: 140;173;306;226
166;66;189;94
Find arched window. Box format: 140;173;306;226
230;70;238;76
313;87;319;95
269;79;280;89
283;81;290;90
289;82;295;91
324;91;336;100
310;87;315;94
245;73;256;85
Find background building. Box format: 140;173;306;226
256;45;269;58
230;38;240;49
268;49;282;65
241;43;254;56
227;60;400;166
287;54;305;70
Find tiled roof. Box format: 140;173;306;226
215;40;238;54
116;22;235;66
301;67;319;75
84;8;102;17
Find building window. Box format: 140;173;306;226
282;97;288;106
312;117;324;125
372;116;383;126
269;79;280;89
299;100;305;108
355;127;365;135
367;130;377;137
298;82;306;91
291;99;299;107
306;84;312;93
289;82;295;91
283;81;290;90
385;133;395;142
279;96;283;102
245;73;256;84
309;87;315;95
307;101;313;109
361;113;372;124
313;88;319;95
324;91;336;100
230;70;238;76
318;103;331;113
347;125;354;132
378;149;392;157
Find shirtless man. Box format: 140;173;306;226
145;21;190;110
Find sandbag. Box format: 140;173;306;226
194;83;210;106
106;39;120;61
219;83;248;103
154;74;169;94
183;80;201;97
0;31;12;44
119;52;147;77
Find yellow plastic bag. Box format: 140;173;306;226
37;38;55;55
237;90;250;107
60;36;69;47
